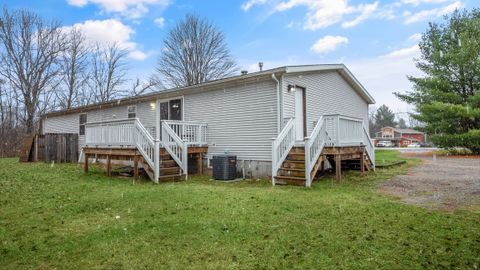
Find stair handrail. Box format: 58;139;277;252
362;126;375;170
304;116;330;188
133;119;159;182
271;117;296;185
161;121;188;176
162;120;208;146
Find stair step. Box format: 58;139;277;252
278;167;305;177
160;167;180;175
160;159;178;168
282;160;306;169
290;147;305;154
158;174;185;182
278;172;305;177
286;154;305;161
274;175;306;186
160;154;173;160
287;152;305;156
279;167;304;172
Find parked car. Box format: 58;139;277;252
407;143;421;148
377;141;393;147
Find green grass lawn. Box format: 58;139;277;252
0;151;479;269
375;149;409;166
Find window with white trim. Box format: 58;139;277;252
127;105;136;118
79;113;87;135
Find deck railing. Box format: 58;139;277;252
272;114;375;188
271;117;296;185
133;120;157;174
163;120;207;146
85;118;159;182
362;126;375;170
304;116;332;188
85;118;136;147
324;114;363;146
161;121;188;175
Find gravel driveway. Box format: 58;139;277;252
381;156;480;211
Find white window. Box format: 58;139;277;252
79;113;87;135
127;105;136;118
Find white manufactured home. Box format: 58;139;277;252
41;64;376;187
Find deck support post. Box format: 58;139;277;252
360;148;365;175
106;155;112;176
84;154;89;173
335;154;341;183
197;153;203;175
133;156;139;181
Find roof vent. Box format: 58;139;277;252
241;70;248;75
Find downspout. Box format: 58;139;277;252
272;74;281;133
280;74;284;130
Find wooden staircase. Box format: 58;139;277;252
274;146;374;186
274;147;325;186
83;147;187;183
139;148;185;182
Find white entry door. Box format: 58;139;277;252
294;88;305;141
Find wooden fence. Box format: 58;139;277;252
20;133;79;163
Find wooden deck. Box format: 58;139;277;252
274;145;373;186
82;146;208;182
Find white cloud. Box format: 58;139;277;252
400;0;452;6
311;35;349;54
346;45;422;112
154;17;165;28
240;43;423;112
275;0;355;30
62;19;147;61
408;33;422;42
243;0;384;30
68;0;88;6
66;0;170;19
241;0;267;11
342;2;379;28
404;1;462;24
128;50;148;60
384;44;420;58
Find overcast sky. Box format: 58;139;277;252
3;0;478;115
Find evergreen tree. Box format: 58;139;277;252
373;105;397;132
398;118;408;129
395;9;480;153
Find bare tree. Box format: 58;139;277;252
129;77;161;96
156;14;237;88
57;26;90;109
0;79;24;157
0;8;66;133
89;43;128;103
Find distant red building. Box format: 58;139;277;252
373;126;424;147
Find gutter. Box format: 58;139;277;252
272;74;281;133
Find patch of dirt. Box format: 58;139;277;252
380;156;480;211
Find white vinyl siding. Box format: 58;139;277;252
43;69;370;162
282;71;369;135
43;101;156;150
184;79;278;161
